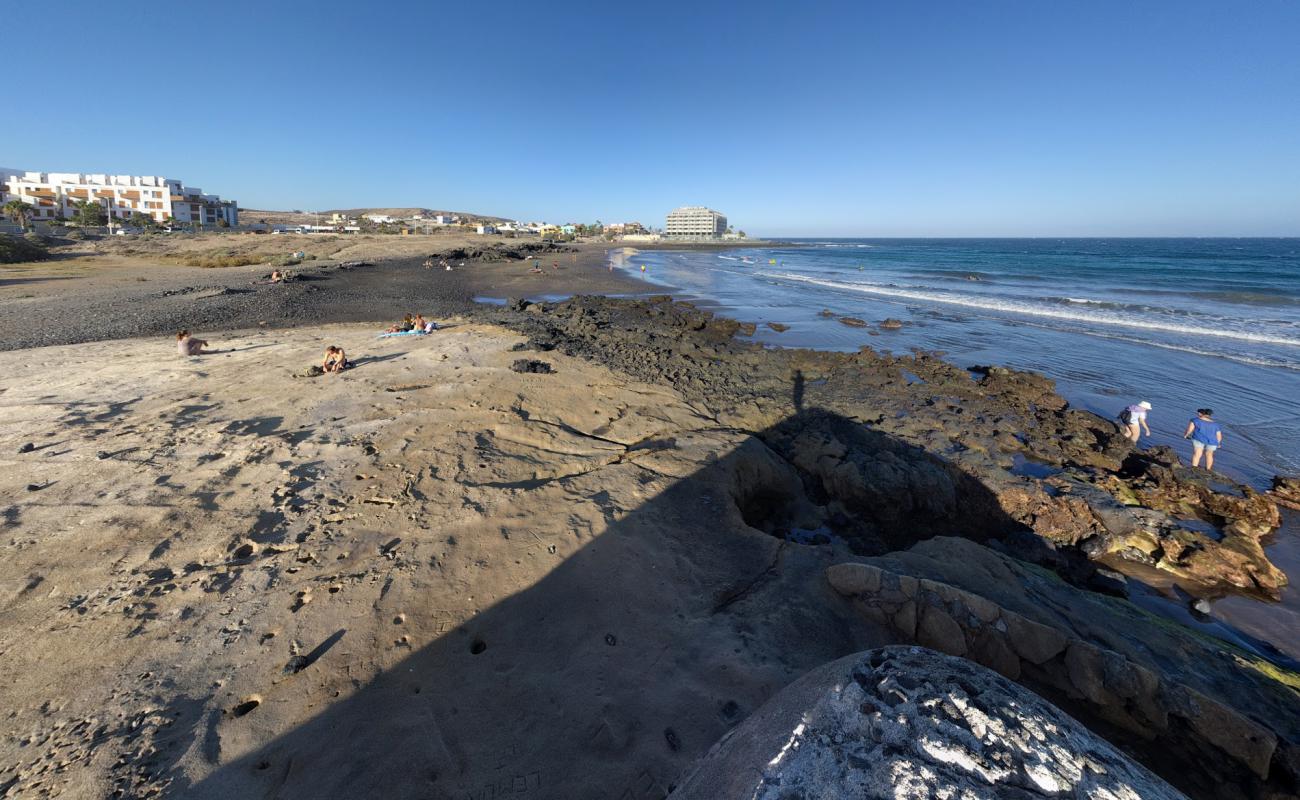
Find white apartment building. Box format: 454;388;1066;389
0;170;237;225
665;206;727;238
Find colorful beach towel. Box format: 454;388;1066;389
377;330;429;339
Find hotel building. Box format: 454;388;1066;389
665;206;727;238
0;169;238;226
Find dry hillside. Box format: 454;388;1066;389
241;208;512;227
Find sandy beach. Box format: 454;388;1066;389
2;245;1299;799
0;319;887;798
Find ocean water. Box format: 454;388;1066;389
616;239;1300;486
611;238;1300;659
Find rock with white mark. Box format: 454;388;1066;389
671;646;1186;800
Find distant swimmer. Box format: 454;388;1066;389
640;264;646;273
1183;408;1223;470
1118;400;1152;443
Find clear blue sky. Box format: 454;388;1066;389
5;1;1299;236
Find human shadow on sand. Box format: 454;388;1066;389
150;405;1212;799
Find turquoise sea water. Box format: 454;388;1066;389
612;238;1300;659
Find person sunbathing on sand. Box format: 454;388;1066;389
322;345;351;373
176;330;210;356
386;314;415;333
270;269;283;283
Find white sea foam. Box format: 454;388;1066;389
760;272;1300;348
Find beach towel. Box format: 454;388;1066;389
377;329;430;339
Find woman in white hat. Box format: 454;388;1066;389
1120;400;1153;443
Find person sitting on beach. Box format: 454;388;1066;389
386;314;415;333
322;345;351;373
176;329;210;356
413;314;430;332
1119;400;1152;443
1183;408;1223;470
270;269;283;283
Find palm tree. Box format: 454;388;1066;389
72;200;107;227
3;200;35;231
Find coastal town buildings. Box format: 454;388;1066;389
0;169;237;225
603;222;647;235
665;206;727;238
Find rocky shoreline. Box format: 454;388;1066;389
470;294;1300;796
479;294;1289;606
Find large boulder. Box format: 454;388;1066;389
671;646;1186;800
853;538;1300;798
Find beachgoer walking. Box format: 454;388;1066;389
1183;409;1223;470
1119;401;1152;443
176;330;209;356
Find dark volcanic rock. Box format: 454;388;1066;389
510;359;553;374
837;316;868;327
1271;475;1300;511
435;242;574;263
879;317;903;329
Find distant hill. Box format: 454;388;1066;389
239;207;512;226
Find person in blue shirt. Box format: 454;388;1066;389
1183;408;1223;470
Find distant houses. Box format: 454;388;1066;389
0;168;237;226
